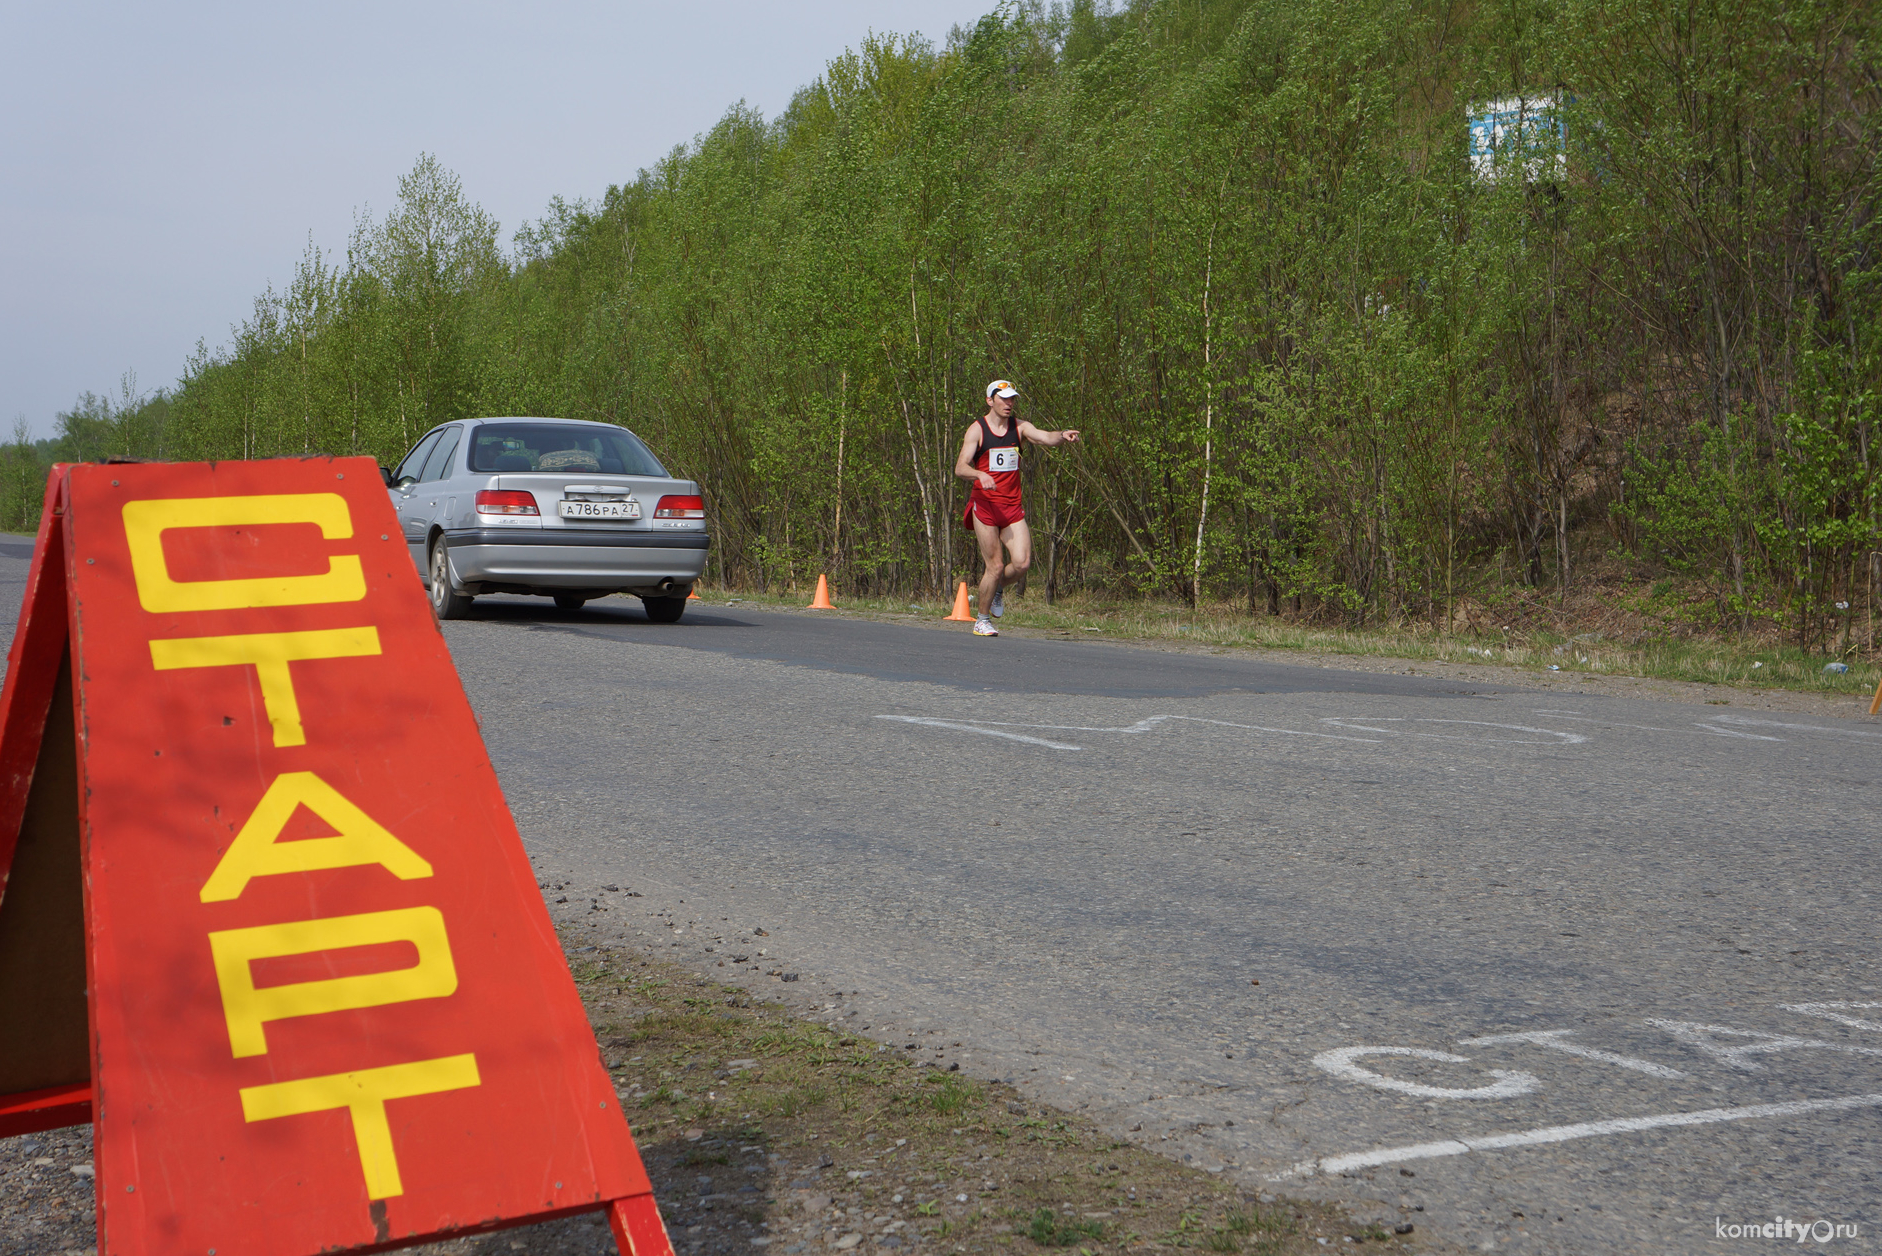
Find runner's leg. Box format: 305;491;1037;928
972;511;1004;618
998;520;1033;590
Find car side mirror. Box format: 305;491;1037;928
379;465;394;487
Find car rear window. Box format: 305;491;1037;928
468;423;667;477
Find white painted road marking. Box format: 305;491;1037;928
1692;724;1786;740
1299;1006;1882;1183
1531;710;1784;741
1647;1020;1882;1070
1782;1002;1882;1032
952;713;1378;743
879;701;1874;759
1271;1091;1882;1180
1317;717;1587;745
881;711;1594;751
1311;1046;1540;1099
1709;714;1882;740
1458;1029;1688;1079
873;716;1082;750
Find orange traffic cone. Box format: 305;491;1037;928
687;588;701;601
1871;670;1882;716
944;581;975;621
808;574;836;610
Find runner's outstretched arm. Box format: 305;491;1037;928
1017;421;1080;447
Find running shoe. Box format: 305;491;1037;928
972;616;999;637
990;586;1005;618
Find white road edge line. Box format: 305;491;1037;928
1778;1002;1882;1032
1320;717;1588;745
1693;724;1785;740
874;715;1082;750
1710;714;1882;740
963;713;1379;743
1268;1091;1882;1180
1531;710;1783;741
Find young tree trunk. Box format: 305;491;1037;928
1869;550;1880;656
832;370;847;571
1045;465;1059;606
1191;205;1221;608
1558;491;1570;600
899;396;937;589
939;368;953;588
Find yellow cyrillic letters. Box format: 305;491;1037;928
122;493;366;612
207;906;457;1057
153;489;476;1199
200;770;431;902
239;1053;481;1198
151;627;382;747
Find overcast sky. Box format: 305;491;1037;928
0;1;996;438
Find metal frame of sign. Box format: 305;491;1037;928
0;459;676;1256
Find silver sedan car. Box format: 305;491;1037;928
380;416;709;621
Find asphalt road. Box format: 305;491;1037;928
3;544;1879;1253
437;594;1882;1255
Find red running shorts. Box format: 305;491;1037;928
963;496;1025;531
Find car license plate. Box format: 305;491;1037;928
557;499;640;520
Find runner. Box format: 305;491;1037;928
954;380;1079;637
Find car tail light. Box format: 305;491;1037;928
654;495;705;519
475;489;539;516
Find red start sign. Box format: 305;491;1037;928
0;459;675;1256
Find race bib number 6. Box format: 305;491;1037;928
987;446;1020;474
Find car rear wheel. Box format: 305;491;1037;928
642;595;685;624
552;592;588;611
429;541;475;620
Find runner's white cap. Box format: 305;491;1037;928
986;379;1019;399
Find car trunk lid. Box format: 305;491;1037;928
494;474;683;529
